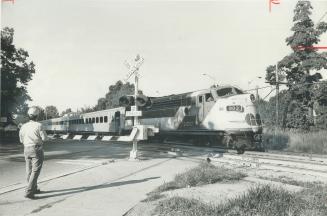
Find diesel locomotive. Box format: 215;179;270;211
41;85;263;153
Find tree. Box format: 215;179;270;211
254;90;290;128
34;106;45;121
78;106;94;114
61;108;72;116
265;1;327;129
94;81;135;110
1;27;35;120
312;81;327;129
44;105;59;119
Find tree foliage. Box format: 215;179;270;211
61;108;72;116
94;81;135;111
44;105;59;119
265;1;327;130
77;106;94;114
1;27;35;118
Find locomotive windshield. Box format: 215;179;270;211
216;87;243;97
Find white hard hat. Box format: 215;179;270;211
27;106;40;117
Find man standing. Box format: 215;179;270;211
19;106;48;199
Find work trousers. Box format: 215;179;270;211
24;145;44;195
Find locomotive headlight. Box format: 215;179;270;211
226;105;244;112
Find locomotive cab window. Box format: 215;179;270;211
217;88;233;97
205;93;214;102
234;88;243;94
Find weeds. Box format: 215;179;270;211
144;162;246;202
263;129;327;154
154;184;327;216
154;162;245;192
259;175;324;188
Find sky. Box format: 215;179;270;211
1;0;327;112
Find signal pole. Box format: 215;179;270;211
124;54;144;160
134;69;139;126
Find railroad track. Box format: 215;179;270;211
139;141;327;179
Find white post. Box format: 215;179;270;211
128;55;143;160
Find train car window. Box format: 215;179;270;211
89;118;91;123
81;119;84;124
100;117;103;123
217;88;233;97
85;118;88;124
198;96;203;103
186;97;192;105
205;93;214;102
96;117;99;123
92;117;95;123
104;116;108;123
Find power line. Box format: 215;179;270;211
317;11;327;25
244;85;272;92
263;88;276;100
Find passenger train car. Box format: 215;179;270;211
41;85;263;153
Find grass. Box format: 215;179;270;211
143;162;246;202
262;129;327;154
154;184;327;216
154;162;246;191
258;175;324;188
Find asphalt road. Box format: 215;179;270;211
0;139;144;191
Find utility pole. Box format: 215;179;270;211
0;69;2;121
255;85;259;100
275;64;279;128
275;63;279;146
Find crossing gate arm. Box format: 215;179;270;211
101;125;159;142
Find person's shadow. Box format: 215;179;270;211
37;176;160;199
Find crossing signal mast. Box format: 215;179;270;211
124;54;144;159
124;54;144;124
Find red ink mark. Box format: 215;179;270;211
269;0;280;13
2;0;15;3
293;46;327;50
